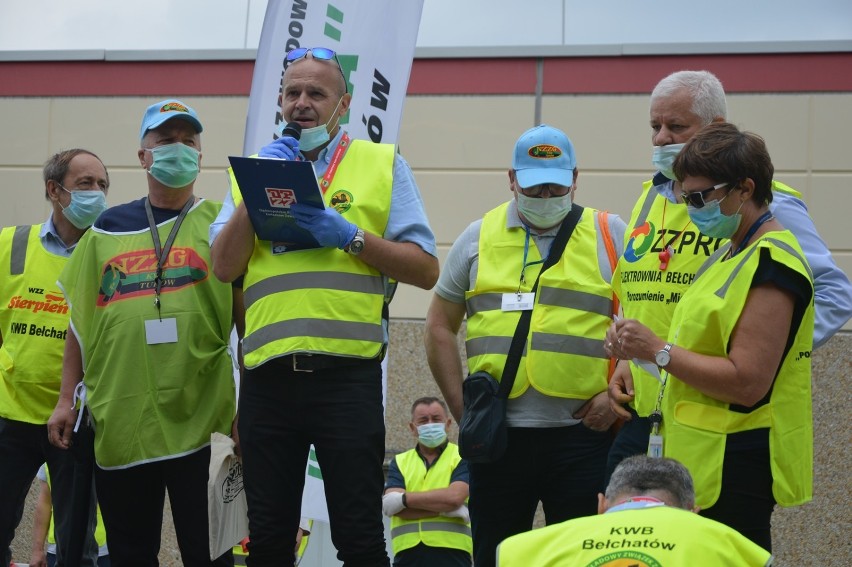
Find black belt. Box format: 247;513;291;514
277;353;373;372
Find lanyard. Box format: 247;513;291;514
318;132;351;194
145;196;194;319
519;226;546;290
730;211;774;258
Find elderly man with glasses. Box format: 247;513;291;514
210;47;438;567
425;124;626;567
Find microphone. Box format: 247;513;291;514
281;121;302;140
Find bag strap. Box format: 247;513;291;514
496;204;585;399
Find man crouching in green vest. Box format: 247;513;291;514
497;456;772;566
383;397;471;566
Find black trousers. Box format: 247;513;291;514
94;447;233;566
239;357;389;567
0;417;98;566
469;425;611;567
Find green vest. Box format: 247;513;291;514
0;225;69;423
390;443;472;555
59;200;235;468
465;203;613;399
614;180;802;416
242;140;394;368
497;505;772;566
662;230;814;509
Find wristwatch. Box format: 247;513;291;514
347;227;365;255
655;343;673;368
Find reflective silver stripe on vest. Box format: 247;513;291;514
244;271;384;310
713;237;811;300
695;242;731;282
465;336;527;358
391;520;472;538
538;287;612;318
466;293;503;318
531;332;608;359
11;226;30;275
634;185;658;227
243;318;384;355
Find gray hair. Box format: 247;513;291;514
605;456;695;510
650;70;727;125
410;396;449;418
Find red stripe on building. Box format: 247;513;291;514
1;53;850;96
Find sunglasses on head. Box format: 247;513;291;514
286;47;348;93
681;182;731;209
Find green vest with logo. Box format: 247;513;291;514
241;140;394;368
497;505;772;566
614;180;802;416
59;200;235;468
465;202;613;399
662;230;814;510
0;225;69;423
390;443;472;555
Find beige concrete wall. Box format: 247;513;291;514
1;92;849;324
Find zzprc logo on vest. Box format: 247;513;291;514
624;221;724;263
97;247;209;306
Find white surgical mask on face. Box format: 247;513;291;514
417;422;448;448
516;193;572;229
298;97;345;152
652;143;686;181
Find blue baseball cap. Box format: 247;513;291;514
512;124;576;188
139;99;203;140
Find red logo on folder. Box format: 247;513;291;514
265;188;296;208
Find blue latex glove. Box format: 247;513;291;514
258;136;300;159
290;203;357;249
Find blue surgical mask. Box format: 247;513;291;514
652;143;685;181
146;143;200;188
687;193;744;239
417;423;448;448
297;97;345;152
59;186;108;229
516;193;572;229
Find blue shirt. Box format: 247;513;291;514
209;129;436;257
653;175;852;348
39;215;79;257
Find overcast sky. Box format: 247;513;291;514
1;0;850;53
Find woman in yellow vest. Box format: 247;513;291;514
606;122;814;551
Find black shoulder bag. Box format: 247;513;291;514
458;205;584;463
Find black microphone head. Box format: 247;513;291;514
281;121;302;140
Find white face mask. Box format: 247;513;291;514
516;193;572;229
416;422;448;448
652;143;685;181
297;97;345;152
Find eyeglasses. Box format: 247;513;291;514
286;47;348;93
681;182;730;209
518;183;572;198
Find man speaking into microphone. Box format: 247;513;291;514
209;46;438;566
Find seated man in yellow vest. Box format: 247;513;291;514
383;397;471;566
497;455;772;566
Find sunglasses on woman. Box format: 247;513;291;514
681;182;731;208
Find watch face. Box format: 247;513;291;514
655;349;671;367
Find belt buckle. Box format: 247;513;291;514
292;354;314;373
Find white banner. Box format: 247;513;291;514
243;0;425;155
